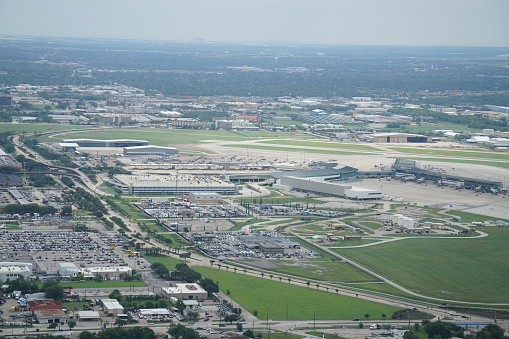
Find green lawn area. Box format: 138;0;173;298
56;281;147;289
444;210;509;224
41;128;291;146
266;261;378;283
143;253;184;269
259;331;304;339
326;239;381;247
358;221;383;230
223;144;371;156
258;139;379;151
334;228;509;303
194;266;401;320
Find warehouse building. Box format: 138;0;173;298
189;192;222;204
112;174;238;195
0;265;31;281
62;139;149;147
101;299;124;316
123;145;178;156
34;309;68;324
370;133;432;143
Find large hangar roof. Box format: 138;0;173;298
270;166;358;179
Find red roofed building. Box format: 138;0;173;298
28;300;63;314
235;115;259;122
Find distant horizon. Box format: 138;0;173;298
1;0;508;48
2;35;509;49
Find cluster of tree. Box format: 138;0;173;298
15;155;48;172
119;294;170;310
2;276;39;294
30;173;56;187
0;132;15;153
404;320;509;339
2;203;57;216
167;324;199;339
420;94;509;108
198;277;219;297
172;263;201;283
110;216;129;231
1;277;65;300
68;187;108;218
2;39;509;99
80;166;98;182
22;138;77;168
42;279;65;300
151;233;173;245
388;108;509;132
150;262;170;280
180;110;229;122
78;326;157;339
60;176;75;188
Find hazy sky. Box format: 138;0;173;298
1;0;508;46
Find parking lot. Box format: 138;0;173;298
141;202;247;219
0;230;126;273
182;231;318;260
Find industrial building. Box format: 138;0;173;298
62;139;149;147
393;159;503;190
215;119;250;130
123;145;178;156
81;266;132;281
112;174;238;195
277;176;382;200
59;142;79;153
370;133;432;143
0;265;31;281
33;309;68;324
162;283;208;300
58;263;81;278
188;192;222;204
101;299;125;316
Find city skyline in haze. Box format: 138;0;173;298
1;0;509;47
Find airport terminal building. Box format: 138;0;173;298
123;145;178;156
62;139;149;147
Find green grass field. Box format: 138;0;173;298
258;139;379;151
194;266;401;320
40;128;291;145
266;260;378;283
445;210;509;223
333;227;509;303
223;144;371;156
143;253;184;269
